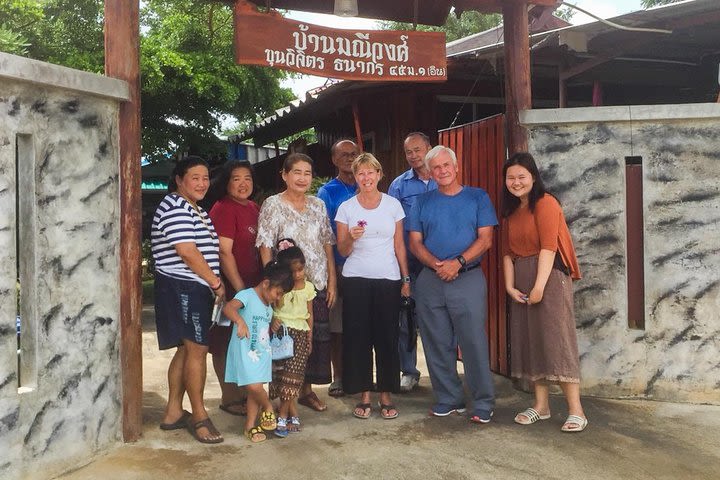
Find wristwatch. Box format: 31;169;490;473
455;255;467;267
402;275;411;283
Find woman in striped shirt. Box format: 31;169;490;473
151;156;225;444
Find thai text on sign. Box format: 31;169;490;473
234;1;447;82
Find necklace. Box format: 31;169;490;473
338;176;357;198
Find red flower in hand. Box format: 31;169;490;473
357;220;367;228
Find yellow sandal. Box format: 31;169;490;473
245;426;266;443
260;410;277;431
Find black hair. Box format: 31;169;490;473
501;152;553;218
168;155;209;193
276;238;306;267
282;152;314;173
206;160;255;205
260;261;294;293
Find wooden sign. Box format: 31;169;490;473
233;1;447;82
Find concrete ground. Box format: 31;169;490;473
56;306;720;480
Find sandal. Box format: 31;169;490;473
298;391;327;412
514;407;551;425
187;417;223;444
259;410;277;431
353;403;372;419
274;417;289;438
378;403;399;420
245;426;266;443
219;400;247;416
288;416;301;433
561;414;588;432
328;381;345;398
159;410;191;431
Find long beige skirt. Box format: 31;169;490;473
510;255;581;384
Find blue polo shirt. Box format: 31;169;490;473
407;186;498;264
388;168;438;217
388;168;437;273
317;177;357;266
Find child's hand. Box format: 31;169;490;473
235;318;249;338
307;330;313;355
270;317;283;333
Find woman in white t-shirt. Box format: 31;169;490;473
335;153;411;420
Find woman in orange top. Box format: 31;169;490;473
501;152;588;433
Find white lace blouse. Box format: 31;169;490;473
256;194;335;290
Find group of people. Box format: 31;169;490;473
149;132;588;444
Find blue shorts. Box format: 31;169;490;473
154;272;214;350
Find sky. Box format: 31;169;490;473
280;0;647;99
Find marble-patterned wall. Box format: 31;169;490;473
0;53;127;479
521;104;720;404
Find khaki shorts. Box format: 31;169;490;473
329;266;344;334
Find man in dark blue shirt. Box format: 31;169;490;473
317;138;359;398
388;132;437;392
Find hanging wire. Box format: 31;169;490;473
560;1;672;35
449;72;482;128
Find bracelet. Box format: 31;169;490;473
210;279;222;291
401;275;411;283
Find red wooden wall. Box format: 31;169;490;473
438;114;508;376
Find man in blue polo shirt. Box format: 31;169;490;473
407;145;497;424
388;132;437;392
317;138;359;398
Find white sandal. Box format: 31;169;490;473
514;407;551;425
561;414;588;432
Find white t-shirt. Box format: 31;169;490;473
335;193;405;280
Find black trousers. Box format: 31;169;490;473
342;276;401;394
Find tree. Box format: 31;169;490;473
641;0;682;7
140;0;293;160
0;0;294;161
381;10;501;42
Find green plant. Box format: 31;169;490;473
142;239;155;280
309;176;331;196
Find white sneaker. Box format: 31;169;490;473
400;374;419;392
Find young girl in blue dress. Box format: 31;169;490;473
269;239;316;437
223;261;294;443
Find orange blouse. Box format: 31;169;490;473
501;194;581;280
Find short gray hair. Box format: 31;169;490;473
424;145;457;171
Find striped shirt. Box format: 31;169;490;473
151;193;220;284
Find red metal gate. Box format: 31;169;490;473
438;114;508;376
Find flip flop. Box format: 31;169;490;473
187;417;224;444
378;403;399;420
514;407;551;425
159;410;191;431
353;403;372;419
219;400;247;416
561;414;588;432
298;392;327;412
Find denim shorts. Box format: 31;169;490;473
154;272;214;350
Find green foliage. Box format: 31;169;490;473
0;24;29;55
641;0;681;7
278;128;317;148
140;0;294;161
0;0;294;163
381;10;501;42
554;6;575;22
309;176;331;196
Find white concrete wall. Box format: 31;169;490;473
0;53;128;479
521;104;720;404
